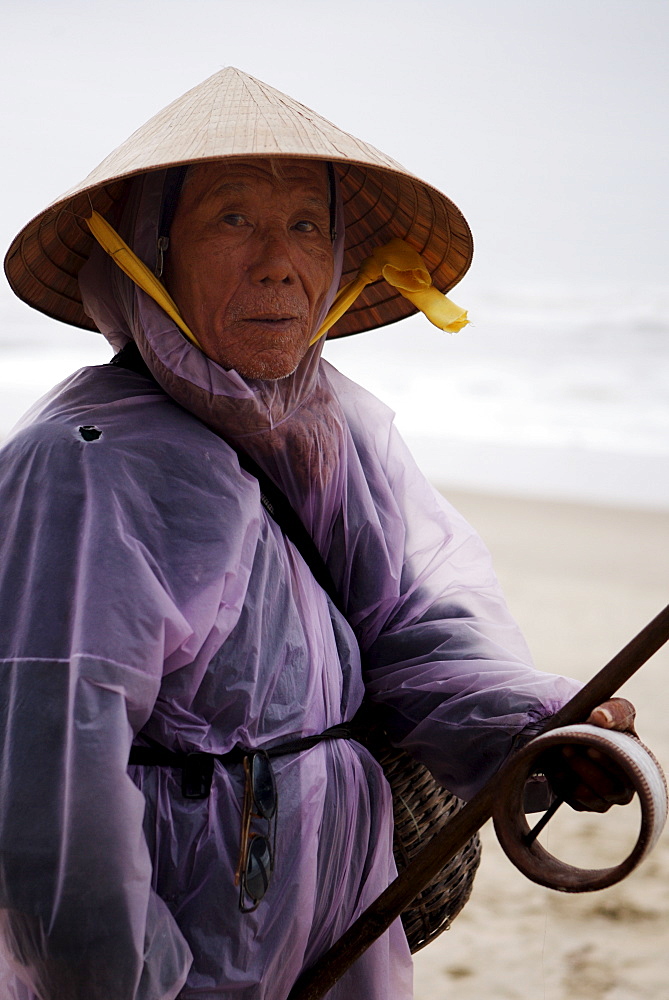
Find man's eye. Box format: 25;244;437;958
222;214;246;227
293;220;317;233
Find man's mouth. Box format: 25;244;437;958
245;315;299;328
248;313;296;320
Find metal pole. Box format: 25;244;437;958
287;603;669;1000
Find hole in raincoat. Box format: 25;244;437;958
78;425;102;441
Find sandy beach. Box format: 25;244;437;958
413;490;669;1000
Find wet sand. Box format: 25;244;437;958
413;490;669;1000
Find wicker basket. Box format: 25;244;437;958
370;738;482;953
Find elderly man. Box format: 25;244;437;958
0;69;635;1000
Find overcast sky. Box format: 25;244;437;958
3;0;668;315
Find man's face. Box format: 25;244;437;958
165;158;334;380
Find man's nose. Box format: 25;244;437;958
248;230;296;284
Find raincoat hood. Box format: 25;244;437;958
78;163;349;502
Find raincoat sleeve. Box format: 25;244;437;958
0;409;240;999
336;388;581;801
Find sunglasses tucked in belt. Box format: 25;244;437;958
129;723;353;911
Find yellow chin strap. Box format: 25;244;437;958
86;213;468;350
309;238;469;346
86;211;202;349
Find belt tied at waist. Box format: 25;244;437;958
128;722;355;799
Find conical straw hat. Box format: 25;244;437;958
4;67;473;339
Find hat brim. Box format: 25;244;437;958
4;155;472;339
5;67;473;338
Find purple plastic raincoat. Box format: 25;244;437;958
0;170;580;1000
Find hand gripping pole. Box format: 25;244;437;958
287;603;669;1000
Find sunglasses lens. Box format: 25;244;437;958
251;753;277;819
238;752;277;911
244;835;272;903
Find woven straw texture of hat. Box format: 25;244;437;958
4;68;473;339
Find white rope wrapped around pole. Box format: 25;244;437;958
493;724;667;892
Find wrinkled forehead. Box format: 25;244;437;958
180;157;330;205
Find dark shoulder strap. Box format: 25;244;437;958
235;449;341;608
110;341;153;379
110;344;343;611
